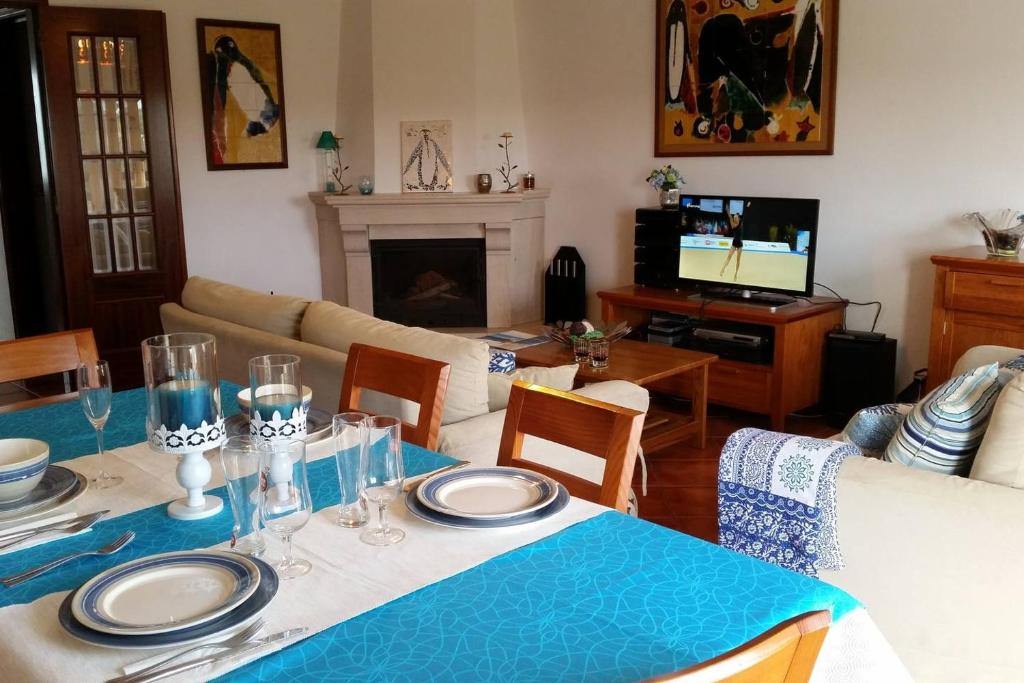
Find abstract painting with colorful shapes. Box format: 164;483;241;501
655;0;838;156
196;19;288;170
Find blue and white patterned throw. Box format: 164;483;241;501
719;428;860;576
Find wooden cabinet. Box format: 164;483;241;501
927;248;1024;391
598;286;845;431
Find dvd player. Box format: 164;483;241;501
692;328;765;348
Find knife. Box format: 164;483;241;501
402;460;470;492
0;510;110;550
126;628;309;683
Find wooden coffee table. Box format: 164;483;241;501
514;338;717;450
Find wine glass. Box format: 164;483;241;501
359;416;405;546
76;361;122;489
258;439;312;578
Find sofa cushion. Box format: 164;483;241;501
487;364;579;412
970;372;1024;488
180;277;309;340
884;363;1002;476
301;301;490;425
839;403;913;458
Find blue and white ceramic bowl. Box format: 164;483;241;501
0;438;49;502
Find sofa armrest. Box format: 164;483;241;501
160;303;348;412
952;345;1023;375
822;456;1024;679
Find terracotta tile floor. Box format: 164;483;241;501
633;404;835;543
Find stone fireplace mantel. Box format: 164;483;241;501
309;190;549;328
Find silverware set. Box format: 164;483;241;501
0;509;110;551
106;619;308;683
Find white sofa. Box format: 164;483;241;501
819;345;1024;682
159;277;650;489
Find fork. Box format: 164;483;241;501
107;619;265;683
0;531;135;587
0;510;110;551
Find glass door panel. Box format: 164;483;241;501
95;36;117;94
77;99;101;155
99;98;123;154
88;219;112;273
72;36;94;93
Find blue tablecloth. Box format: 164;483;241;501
0;387;860;682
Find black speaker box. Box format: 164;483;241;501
822;333;897;428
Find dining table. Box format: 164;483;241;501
0;382;910;682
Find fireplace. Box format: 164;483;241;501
370;238;487;327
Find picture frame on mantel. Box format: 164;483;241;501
655;0;838;157
400;120;454;192
196;18;288;170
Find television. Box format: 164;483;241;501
677;194;819;297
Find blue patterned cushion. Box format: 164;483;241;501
840;403;913;458
885;363;1003;475
488;350;516;374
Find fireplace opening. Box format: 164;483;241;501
370;238;487;327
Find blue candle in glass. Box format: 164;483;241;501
156;380;216;429
252;392;300;422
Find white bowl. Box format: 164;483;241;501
236;385;313;415
0;439;50;502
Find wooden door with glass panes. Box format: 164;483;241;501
40;7;186;388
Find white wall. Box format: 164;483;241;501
337;0;374;182
515;0;1024;382
368;0;528;193
53;0;341;299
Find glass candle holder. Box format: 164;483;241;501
249;354;307;443
358;175;374;195
142;333;224;521
589;338;610;369
572;337;591;363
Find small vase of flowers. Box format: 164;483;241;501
646;165;685;208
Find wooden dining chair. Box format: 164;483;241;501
0;329;100;414
496;380;645;512
643;610;831;683
338;343;452;450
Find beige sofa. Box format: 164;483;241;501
160;277;650;488
820;345;1024;682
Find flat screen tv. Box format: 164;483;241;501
677;194;819;297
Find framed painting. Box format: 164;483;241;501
400;120;453;192
196;19;288;170
655;0;838;156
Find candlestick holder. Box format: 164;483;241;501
248;354;308;444
142;333;225;520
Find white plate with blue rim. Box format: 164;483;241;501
416;466;560;520
407;480;569;529
59;556;278;649
70;550;261;636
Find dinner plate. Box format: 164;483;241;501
59;556;278;650
224;408;333;444
406;481;569;529
0;466;81;521
71;551;261;636
417;467;559;520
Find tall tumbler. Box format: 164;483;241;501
332;412;369;528
220;435;266;557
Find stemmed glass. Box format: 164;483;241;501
359;416;405;546
76;360;122;489
258;439;312;578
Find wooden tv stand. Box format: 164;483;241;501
598;285;846;431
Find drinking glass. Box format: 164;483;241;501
258;439;312;578
572;337;591;363
249;354;305;443
219;435;266;557
76;360;122;489
359;416;405;546
589;338;610;368
332;412;369;528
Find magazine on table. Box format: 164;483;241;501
478;330;550;352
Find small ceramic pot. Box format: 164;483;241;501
477;173;493;193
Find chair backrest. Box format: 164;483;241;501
496;380;645;512
0;329;100;414
339;343;451;450
644;610;831;683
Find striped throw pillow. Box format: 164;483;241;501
885;363;1002;475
